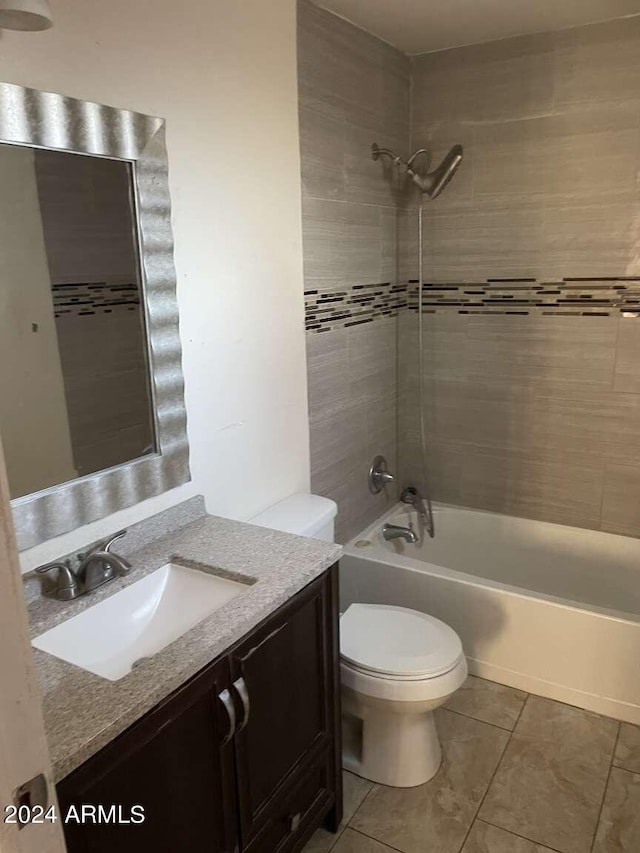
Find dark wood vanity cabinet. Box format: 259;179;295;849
231;566;339;849
57;565;341;853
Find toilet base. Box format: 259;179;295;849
342;692;443;787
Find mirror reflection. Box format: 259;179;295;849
0;143;155;500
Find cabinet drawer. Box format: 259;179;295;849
245;750;333;853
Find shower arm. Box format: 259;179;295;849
371;143;434;191
406;148;430;170
371;143;404;167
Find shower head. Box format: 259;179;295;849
371;142;463;199
408;144;464;199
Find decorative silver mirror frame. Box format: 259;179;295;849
0;83;190;550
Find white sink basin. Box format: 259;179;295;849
32;563;249;681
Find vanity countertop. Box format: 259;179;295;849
28;513;341;782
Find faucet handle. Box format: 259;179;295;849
368;455;395;494
101;530;131;572
35;560;79;601
102;529;127;554
79;529;128;562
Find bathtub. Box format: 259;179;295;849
340;503;640;724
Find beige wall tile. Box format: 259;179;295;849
306;328;348;419
540;198;640;279
299;104;345;201
601;464;640;537
614;321;640;394
553;16;640;108
302;5;640;542
302;197;382;284
425;197;546;281
411;32;555;124
298;1;382;114
453;445;604;530
309;405;367;475
300;0;407;541
473;104;640;205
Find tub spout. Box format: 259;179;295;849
382;522;418;544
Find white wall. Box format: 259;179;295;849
6;0;310;572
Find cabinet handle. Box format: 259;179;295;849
289;812;301;832
218;688;236;745
232;677;250;733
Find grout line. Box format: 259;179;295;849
316;779;377;853
512;691;530;731
345;782;376;830
303;194;409;213
453;695;529;853
477;818;566;853
324;814;348;853
588;721;621;853
443;705;523;734
347;826;406;853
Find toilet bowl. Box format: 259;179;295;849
340;603;467;788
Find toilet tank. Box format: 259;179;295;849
249;493;337;542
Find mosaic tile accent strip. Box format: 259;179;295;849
406;278;640;317
304;281;409;332
52;282;141;319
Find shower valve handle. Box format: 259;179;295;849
368;455;395;494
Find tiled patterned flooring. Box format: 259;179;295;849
305;676;640;853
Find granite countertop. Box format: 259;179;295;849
28;512;341;782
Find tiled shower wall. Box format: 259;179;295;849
400;17;640;536
298;0;410;541
300;5;640;541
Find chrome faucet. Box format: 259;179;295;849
76;531;131;594
401;486;429;525
36;530;131;600
368;455;395;494
34;560;79;601
382;522;418;544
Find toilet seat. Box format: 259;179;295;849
340;603;464;680
341;655;468;703
344;656;464;682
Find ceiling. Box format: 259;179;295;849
314;0;640;55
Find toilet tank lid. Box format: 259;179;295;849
249;493;337;537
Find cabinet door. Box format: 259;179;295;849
229;571;336;845
57;657;238;853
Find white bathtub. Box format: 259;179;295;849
340;503;640;724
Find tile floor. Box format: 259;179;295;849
306;676;640;853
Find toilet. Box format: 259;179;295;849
250;493;468;788
340;603;467;787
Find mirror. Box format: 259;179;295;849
0;144;155;499
0;83;190;550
